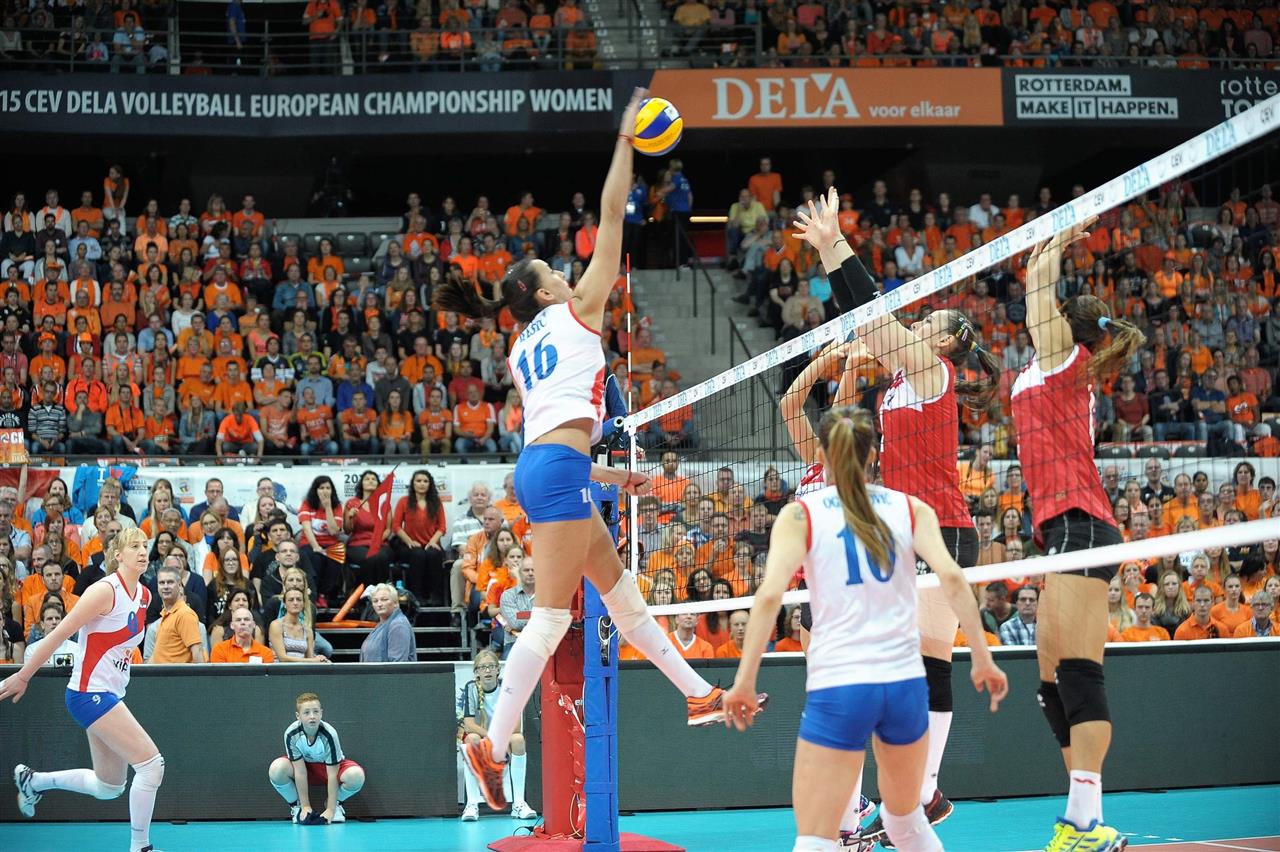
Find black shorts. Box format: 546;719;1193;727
916;525;979;574
799;578;812;632
1040;509;1123;583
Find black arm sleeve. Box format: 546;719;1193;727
834;253;879;311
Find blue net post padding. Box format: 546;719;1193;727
580;376;631;851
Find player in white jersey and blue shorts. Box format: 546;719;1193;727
432;87;768;815
722;407;1008;852
2;527;167;852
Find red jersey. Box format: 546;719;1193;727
1010;345;1114;530
878;358;972;529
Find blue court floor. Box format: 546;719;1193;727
1;784;1276;852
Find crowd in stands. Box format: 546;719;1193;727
0;0;600;73
725;156;1280;457
669;0;1280;68
0;468;543;665
0;174;697;460
630;452;1280;652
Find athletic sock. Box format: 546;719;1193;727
838;769;865;832
509;752;528;805
881;805;943;852
620;616;712;699
31;768;100;796
1064;770;1103;827
462;751;483;807
921;710;952;804
129;755;164;852
271;778;297;804
486;640;550;761
792;835;838;852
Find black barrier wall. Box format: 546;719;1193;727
1;645;1277;823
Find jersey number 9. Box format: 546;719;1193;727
516;334;559;392
838;527;891;586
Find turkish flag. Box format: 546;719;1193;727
368;473;396;557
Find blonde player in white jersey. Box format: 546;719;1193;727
432;88;766;815
723;407;1007;852
1;527;166;852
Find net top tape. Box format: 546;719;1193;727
646;517;1280;617
626;92;1280;432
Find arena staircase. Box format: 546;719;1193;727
632;267;796;458
315;603;473;662
585;0;662;69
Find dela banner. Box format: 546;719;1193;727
0;70;646;137
1004;68;1280;126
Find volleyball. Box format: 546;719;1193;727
633;97;683;157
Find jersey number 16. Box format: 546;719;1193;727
838;527;891;586
516;335;558;392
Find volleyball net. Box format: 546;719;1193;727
622;93;1280;645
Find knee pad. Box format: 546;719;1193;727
1037;681;1071;748
922;656;953;713
600;571;650;635
518;608;572;660
131;754;165;792
91;777;127;800
1056;658;1110;728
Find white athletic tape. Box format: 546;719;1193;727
626;92;1280;432
646;517;1280;617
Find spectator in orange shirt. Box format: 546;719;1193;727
216;401;264;459
303;0;342;69
695;513;735;578
1173;586;1231;640
668;611;714;659
1119;594;1170;642
713;609;749;658
231;194;265;237
1234;591;1275;638
453;383;497;453
214;361;254;419
748;157;783;212
306;239;345;284
105;385;145;455
380;389;415;455
504;192;542;237
417;386;453;455
338;390;379;454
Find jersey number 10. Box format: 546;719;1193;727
516;335;559;392
838;527;891;585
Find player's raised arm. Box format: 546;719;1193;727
573;88;647;321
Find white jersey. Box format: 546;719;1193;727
508;301;606;445
284;720;345;765
797;484;923;691
69;573;150;697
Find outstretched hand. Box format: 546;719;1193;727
619;88;648;140
793;186;843;251
0;673;29;703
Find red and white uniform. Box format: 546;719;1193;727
795;462;826;497
796;485;923;690
508;301;606;445
69;573;150;697
1010;345;1114;530
879;358;973;529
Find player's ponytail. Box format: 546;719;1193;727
940;310;999;410
818;406;894;574
1061;295;1146;380
431;257;546;324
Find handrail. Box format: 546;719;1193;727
672;215;718;356
726;313;792;461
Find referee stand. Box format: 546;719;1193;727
491;377;682;852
